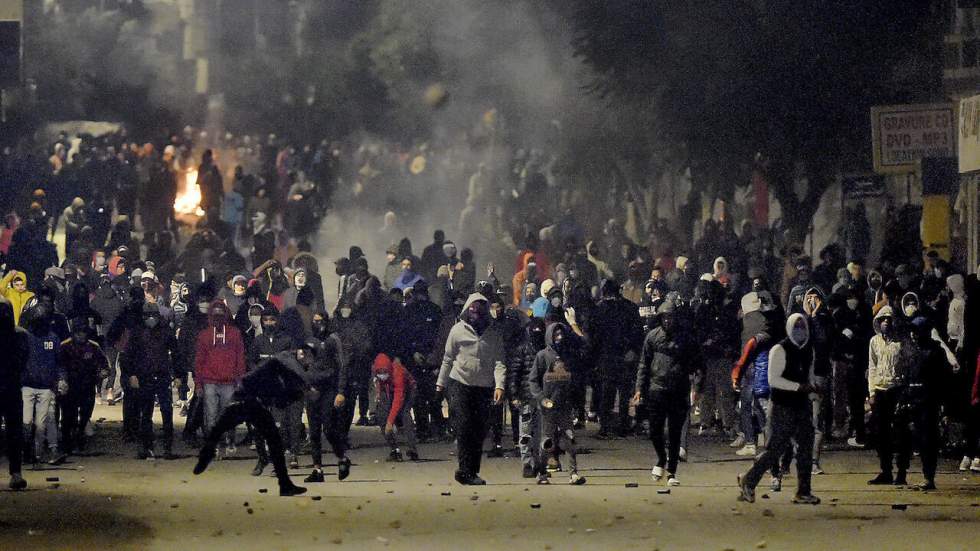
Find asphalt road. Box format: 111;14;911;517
1;403;979;551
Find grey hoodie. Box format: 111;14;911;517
868;305;901;395
528;322;576;410
437;293;506;389
947;274;965;344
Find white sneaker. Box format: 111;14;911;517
84;424;95;437
811;462;824;475
847;437;863;448
651;465;664;480
667;474;680;487
735;444;757;457
959;456;972;472
729;434;745;448
971;458;980;473
770;475;782;492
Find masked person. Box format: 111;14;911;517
299;323;353;483
373;353;420;462
509;317;547;477
529;322;587;485
738;314;821;505
194;355;308;497
437;293;507;485
802;287;835;474
194;301;247;459
333;298;374;432
403;281;444;441
122;303;178;459
248;307;299;470
58;320;109;455
22;304;67;468
634;300;701;487
0;299;30;489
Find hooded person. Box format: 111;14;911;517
738;314;821;505
373;352;419;462
194;354;309;497
900;291;958;369
332;296;375;431
58;320;109;456
436;293;507;485
250;211;276;268
393;256;424;292
802;286;835;474
121;302;178;460
420;230;449;283
22;302;67;467
193;300;247;456
530;279;555;319
528;321;587;485
508;317;547;477
1;270;34;326
694;279;739;438
298;326;353;484
382;243;401;291
713;257;731;288
222;275;249;315
947;274;966;352
585;279;644;438
291;252;325;312
403;280;445;440
0;298;30;490
253;259;290;312
622;260;648;305
282;287;317;347
634;300;701;487
866;305;905;485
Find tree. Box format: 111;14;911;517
569;0;944;241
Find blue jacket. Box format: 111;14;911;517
23;330;63;390
752;349;770;397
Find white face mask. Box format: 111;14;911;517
846;298;859;311
904;304;918;318
376;373;390;382
340;307;352;318
198;302;210;314
249;315;261;328
145;317;159;328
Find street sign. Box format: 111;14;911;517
871;103;956;174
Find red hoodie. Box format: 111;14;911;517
194;300;246;385
372;353;415;427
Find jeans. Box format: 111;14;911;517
136;375;174;453
743;401;814;496
540;406;578;474
306;388;347;466
448;381;493;478
202;383;236;443
810;376;827;463
22;387;54;458
517;403;539;469
377;387;418;454
700;357;736;431
647;390;688;475
274;401;304;453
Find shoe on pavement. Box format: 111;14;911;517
959;456;972;471
867;472;893;485
84;425;95;437
729;434;746;448
735;444;757;457
304;469;325;483
537;474;550;485
279;484;308;497
523;464;536;478
338;457;352;481
194;446;216;475
387;450;403;462
251;459;268;477
847;437;864;448
893;471;907;486
667;474;680;487
486;445;504;458
651;465;664;481
9;474;27;491
811;462;824;475
770;475;782;492
917;479;936;491
971;458;980;472
792;494;821;505
569;472;586;485
47;451;67;466
287;452;299;469
736;474;755;503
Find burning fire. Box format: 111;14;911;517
175;169;205;216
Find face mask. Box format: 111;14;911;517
249;315;261;328
489;308;499;319
295;274;306;288
198;302;209;314
903;304;918;318
846;298;859;311
550;297;562;308
339;307;352;319
145;317;159;328
234;286;246;297
262;322;277;332
376;373;390;382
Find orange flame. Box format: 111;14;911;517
175;169;204;216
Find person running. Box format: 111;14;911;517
301;315;353;483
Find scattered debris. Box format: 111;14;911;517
311;496;322;501
258;488;268;494
657;489;670;495
625;482;639;488
386;490;395;494
762;509;774;517
567;528;576;534
331;538;343;545
274;530;281;536
756;540;767;549
441;491;452;496
389;520;402;529
470;496;479;501
530;503;542;509
247;508;254;515
761;494;770;499
210;530;223;537
376;536;390;545
243;502;249;507
170;504;179;509
45;477;59;482
585;529;596;534
891;504;908;511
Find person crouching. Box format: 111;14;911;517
373;353;419;461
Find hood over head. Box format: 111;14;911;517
741;292;762;315
545;321;571;350
901;291;920;317
873;305;894;335
540;279;556;298
786;313;810;348
207;300;231;325
713;257;729;275
947;274;965;297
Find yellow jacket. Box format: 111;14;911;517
1;270;34;326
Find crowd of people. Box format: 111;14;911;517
1;127;980;506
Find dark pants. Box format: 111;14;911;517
966;404;980;458
183;393;205;440
204;399;292;490
598;354;631;433
1;390;23;475
413;367;445;438
648;390;688;475
896;398;940;481
122;376;140;439
872;388;906;474
274;402;304;453
449;381;492;478
306;389;346;466
60;385;96;454
744;401;814;496
489;401;520;447
136;375;174;453
846;359;866;441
